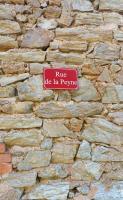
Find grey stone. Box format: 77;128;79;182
71;160;103;181
77;140;91;160
0;73;29;86
17;150;51;170
17;76;53;102
38;164;68;179
21;28;52;49
0;20;21;35
30;63;50;75
3;171;37;188
108;112;123;125
0;4;14;20
22;182;69;200
0;183;23;200
103;12;123;25
43;120;73;137
0;114;42;129
0;85;15;97
91;181;123;200
114;31;123;41
71;78;99;102
37;18;58;30
99;0;123;12
82;118;123;146
4;129;43;147
40;138;53;150
92;146;123;162
35;102;103;118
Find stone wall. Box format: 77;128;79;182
0;0;123;199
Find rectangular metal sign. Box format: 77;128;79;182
43;68;78;90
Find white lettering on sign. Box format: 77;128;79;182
55;72;67;78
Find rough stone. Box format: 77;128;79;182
56;26;112;42
99;0;123;12
38;164;68;179
71;78;99;102
21;28;53;49
0;183;23;200
0;49;46;63
43;120;73;137
4;129;43;147
0;20;21;35
17;76;53;102
52;142;78;163
71;160;103;181
91;181;123;200
47;50;84;64
114;31;123;41
0;73;29;86
0;4;14;20
35;102;103;118
0;85;15;97
77;140;91;160
75;13;103;26
3;171;37;188
0;114;42;129
22;182;69;200
58;11;73;27
108;112;123;125
37;18;58;30
103;12;123;25
58;41;88;52
82;118;123;146
40;138;53;150
0;36;18;50
44;6;61;18
17;150;51;170
1;62;27;74
92;146;123;162
30;63;49;75
1;0;24;3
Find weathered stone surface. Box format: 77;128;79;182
77;140;91;160
0;49;46;63
0;85;15;97
22;182;69;200
62;0;93;12
97;67;112;83
49;0;61;6
0;114;42;129
1;0;24;4
38;164;68;179
75;13;103;26
0;73;29;86
58;41;87;52
92;146;123;162
40;138;53;150
103;12;123;25
0;4;14;20
91;181;123;200
4;129;43;147
114;31;123;41
71;78;99;102
82;118;123;146
105;169;123;180
21;28;53;49
58;11;73;27
1;62;27;74
37;18;58;30
52;142;78;163
102;85;123;103
99;0;123;12
35;102;103;118
0;101;33;114
0;20;21;35
3;171;37;188
44;6;61;18
43;120;73;137
0;183;23;200
69;118;83;132
91;43;120;61
56;26;112;42
17;76;53;102
71;160;103;181
108;112;123;125
17;151;51;170
30;63;50;75
47;50;84;64
0;36;18;51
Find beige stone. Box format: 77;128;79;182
77;140;91;160
103;12;123;25
58;11;73;27
44;6;61;18
0;0;24;3
0;36;18;51
37;18;58;30
0;4;14;20
75;13;103;26
1;62;27;74
59;41;87;52
52;142;78;163
0;85;15;97
0;20;21;35
0;49;46;63
99;0;123;12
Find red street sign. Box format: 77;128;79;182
43;68;78;90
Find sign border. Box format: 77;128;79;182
43;68;79;90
